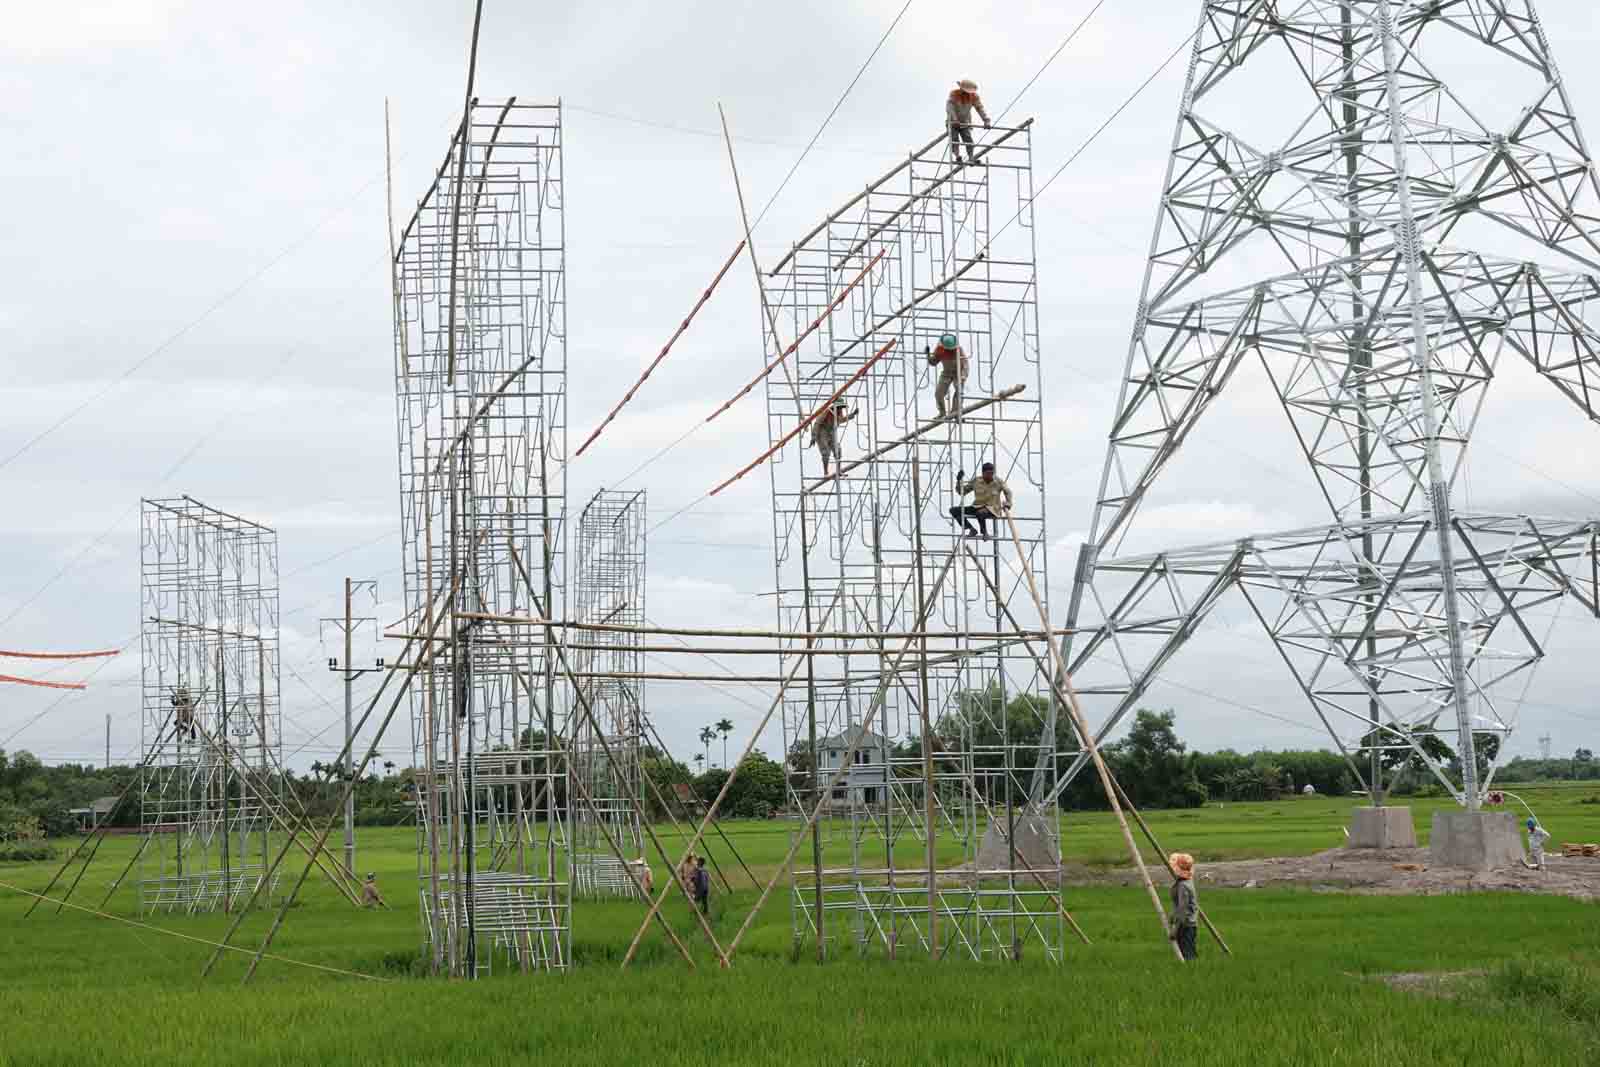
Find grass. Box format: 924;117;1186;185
0;788;1597;1065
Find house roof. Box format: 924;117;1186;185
818;725;887;750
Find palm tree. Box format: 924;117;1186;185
699;726;716;768
693;753;705;775
382;760;396;777
716;718;734;769
309;759;326;783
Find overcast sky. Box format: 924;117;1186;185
3;0;1597;773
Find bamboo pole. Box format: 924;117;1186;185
442;0;485;386
708;337;898;498
722;552;962;961
575;239;746;456
999;513;1182;961
1107;774;1232;956
806;386;1026;492
426;614;1071;643
618;584;847;969
703;247;888;425
505;541;730;967
200;577;457;980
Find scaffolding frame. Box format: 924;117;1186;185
393;98;571;976
1059;0;1600;810
571;489;648;898
138;496;282;915
763;123;1064;962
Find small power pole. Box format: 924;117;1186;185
105;714;111;770
1538;733;1552;761
322;578;382;877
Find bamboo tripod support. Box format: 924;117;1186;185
999;513;1184;961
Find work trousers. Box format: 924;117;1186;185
1175;925;1198;961
950;505;995;537
949;122;978;162
935;358;968;416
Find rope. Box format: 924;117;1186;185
0;879;387;982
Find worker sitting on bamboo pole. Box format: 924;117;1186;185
360;872;387;908
1167;853;1199;961
925;333;969;418
809;399;857;476
946;79;990;167
949;462;1012;539
171;686;198;742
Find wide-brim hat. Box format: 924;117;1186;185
1168;852;1195;877
957;79;979;92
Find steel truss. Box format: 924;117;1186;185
393;99;570;975
138;497;283;915
765;123;1064;961
1062;1;1600;807
570;489;648;898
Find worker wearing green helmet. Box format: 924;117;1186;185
925;332;969;418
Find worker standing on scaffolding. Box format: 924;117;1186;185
946;79;990;167
809;399;857;476
925;334;969;418
949;462;1012;539
171;685;198;742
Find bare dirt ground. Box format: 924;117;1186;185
1068;847;1600;900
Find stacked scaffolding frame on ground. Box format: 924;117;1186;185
762;121;1066;962
571;489;648;898
392;97;571;976
138;496;283;915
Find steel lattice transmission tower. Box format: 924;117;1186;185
1057;0;1600;811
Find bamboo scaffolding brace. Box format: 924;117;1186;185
618;585;847;968
0;648;120;659
998;513;1182;961
432;612;1071;642
719;550;964;961
703;246;888;425
807;386;1027;492
576;239;746;456
200;576;458;980
0;674;88;690
709;337;898;497
506;540;730;967
800;255;986;383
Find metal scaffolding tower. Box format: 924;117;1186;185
571;489;648;898
764;122;1064;961
138;497;282;914
393;98;570;976
1058;1;1600;811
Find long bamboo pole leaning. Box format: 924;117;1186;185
1107;774;1232;956
618;584;847;969
999;513;1183;961
806;386;1026;492
722;551;963;961
703;246;888;425
200;576;457;980
506;541;731;968
442;0;485;386
707;338;898;498
575;239;746;456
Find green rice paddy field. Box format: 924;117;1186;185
2;787;1597;1065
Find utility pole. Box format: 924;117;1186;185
322;578;382;877
104;714;110;770
1538;733;1552;761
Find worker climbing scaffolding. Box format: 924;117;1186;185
946;78;990;166
808;399;857;476
950;462;1012;539
925;333;968;418
171;685;198;742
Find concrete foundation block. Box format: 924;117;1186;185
1348;806;1417;849
977;812;1058;872
1429;810;1523;871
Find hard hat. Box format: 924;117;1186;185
366;872;376;879
1526;817;1536;830
957;79;979;92
939;333;958;349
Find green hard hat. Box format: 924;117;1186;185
939;333;958;349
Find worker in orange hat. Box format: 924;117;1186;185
1167;852;1199;960
946;78;991;166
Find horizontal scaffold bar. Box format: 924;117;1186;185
391;613;1073;642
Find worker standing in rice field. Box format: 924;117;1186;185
359;872;387;908
946;79;990;166
1167;853;1199;961
1522;817;1551;871
926;333;969;418
809;399;857;476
